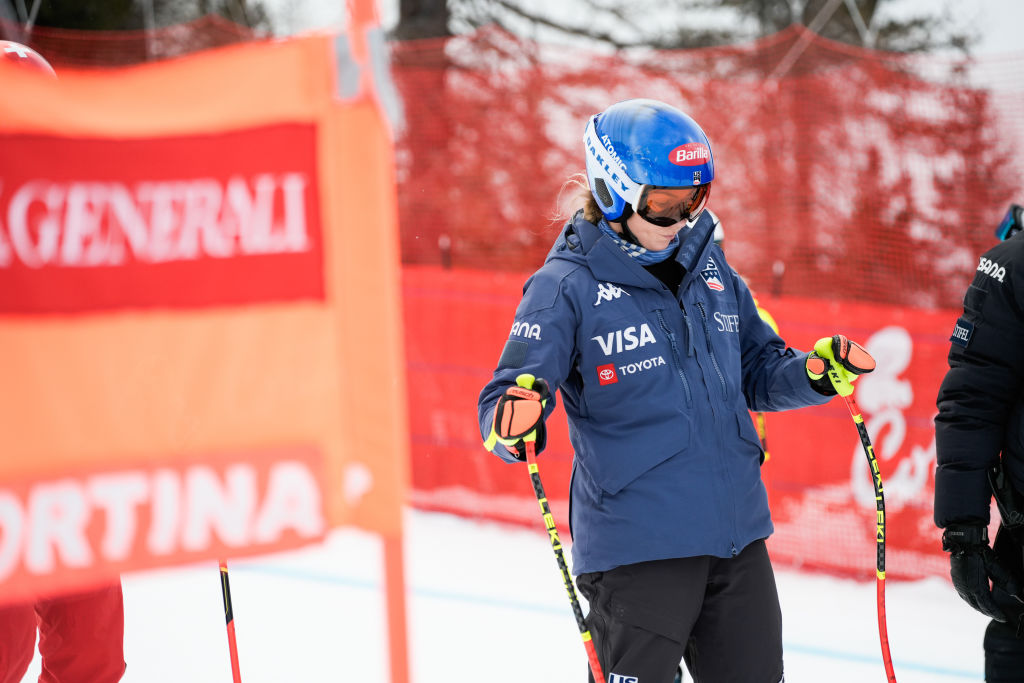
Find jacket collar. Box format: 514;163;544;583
677;210;716;289
551;211;717;290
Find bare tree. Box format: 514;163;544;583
394;0;975;53
392;0;450;39
32;0;271;32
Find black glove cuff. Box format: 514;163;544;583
942;524;989;552
808;374;837;396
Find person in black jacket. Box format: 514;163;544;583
935;206;1024;682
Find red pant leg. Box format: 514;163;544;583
36;582;126;683
0;600;36;683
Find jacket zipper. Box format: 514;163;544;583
695;301;739;553
695;301;728;400
655;309;692;406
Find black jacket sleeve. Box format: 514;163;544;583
934;234;1024;528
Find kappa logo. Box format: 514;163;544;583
510;320;542;340
609;674;639;683
594;282;630;306
700;256;725;292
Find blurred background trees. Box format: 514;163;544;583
393;0;974;52
0;0;271;65
4;0;271;31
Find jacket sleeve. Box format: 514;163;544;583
732;270;830;412
934;239;1024;528
477;265;580;463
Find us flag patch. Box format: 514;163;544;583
700;256;725;292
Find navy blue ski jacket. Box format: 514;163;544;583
478;211;830;575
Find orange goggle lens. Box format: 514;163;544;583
636;184;711;227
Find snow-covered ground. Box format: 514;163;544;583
18;509;988;682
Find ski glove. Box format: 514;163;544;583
483;374;550;461
805;335;875;397
942;524;1024;622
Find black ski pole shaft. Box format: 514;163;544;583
842;393;897;683
524;439;605;683
219;559;243;683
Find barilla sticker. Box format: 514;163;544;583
669;142;710;166
950;317;973;347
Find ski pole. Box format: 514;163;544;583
524;438;605;683
219;559;243;683
842;393;897;683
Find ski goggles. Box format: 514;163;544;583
635;183;711;227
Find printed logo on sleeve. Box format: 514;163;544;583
950;317;973;347
510;320;542;340
596;363;619;385
977;257;1006;283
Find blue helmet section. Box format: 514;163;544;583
584;99;715;222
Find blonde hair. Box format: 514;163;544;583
555;172;605;225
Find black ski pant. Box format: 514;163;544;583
576;539;784;683
985;528;1024;682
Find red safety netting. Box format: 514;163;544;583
391;24;1024;310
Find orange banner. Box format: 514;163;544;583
0;35;408;601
